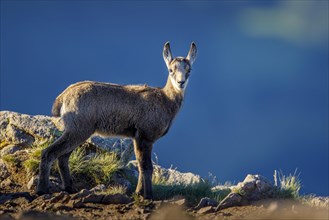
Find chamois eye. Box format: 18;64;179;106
169;69;173;73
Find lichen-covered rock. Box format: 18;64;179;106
0;145;21;157
0;159;10;181
0;111;61;147
235;174;273;200
215;174;274;211
0;111;134;164
127;160;203;185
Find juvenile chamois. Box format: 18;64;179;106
37;42;197;199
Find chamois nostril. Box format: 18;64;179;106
178;81;185;85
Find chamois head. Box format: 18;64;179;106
163;42;197;92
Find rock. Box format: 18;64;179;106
0;159;10;181
27;176;38;190
90;184;106;193
61;194;71;204
197;206;215;214
216;193;243;211
143;213;151;220
53;203;73;211
232;174;273;201
82;194;104;203
4;124;35;147
89;136;134;165
0;145;21;157
172;198;187;206
0;178;13;188
127;160;203;185
27;175;61;191
102;193;132;204
0;192;34;205
137;207;151;214
0;111;134;164
67;199;84;208
40;194;52;200
49;191;68;203
71;189;91;200
194;197;218;210
212;174;275;211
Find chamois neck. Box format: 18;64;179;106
162;77;184;103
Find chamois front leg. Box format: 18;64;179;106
133;137;153;199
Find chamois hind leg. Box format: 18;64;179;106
37;130;92;195
58;151;75;193
133;137;153;199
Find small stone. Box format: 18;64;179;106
0;178;13;188
67;199;84;208
27;175;61;191
49;191;68;203
143;213;151;220
71;189;91;200
40;194;52;200
53;203;73;211
197;206;214;214
82;194;104;203
172;198;186;206
217;212;232;217
215;193;242;211
89;184;106;193
27;176;38;190
136;206;152;214
194;197;218;209
40;202;47;210
61;195;71;204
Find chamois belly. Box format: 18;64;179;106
95;113;171;141
95;114;136;138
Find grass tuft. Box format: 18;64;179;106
23;141;53;174
273;169;301;199
104;185;127;195
69;147;122;185
2;154;19;166
22;140;122;187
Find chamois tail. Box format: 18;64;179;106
51;96;63;117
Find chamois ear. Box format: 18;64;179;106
163;41;173;68
186;42;197;65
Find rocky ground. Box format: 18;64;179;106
1;111;328;219
0;190;328;220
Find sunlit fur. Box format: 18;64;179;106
37;42;197;199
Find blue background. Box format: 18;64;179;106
1;1;328;195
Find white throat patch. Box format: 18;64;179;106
170;76;189;93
